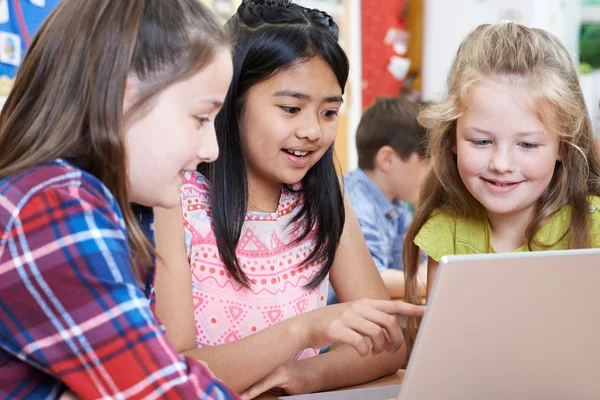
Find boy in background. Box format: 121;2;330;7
329;97;428;304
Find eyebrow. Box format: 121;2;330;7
207;100;224;107
468;127;545;136
196;99;224;111
273;90;343;103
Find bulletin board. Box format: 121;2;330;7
361;0;407;109
0;0;61;102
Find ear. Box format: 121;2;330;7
123;75;138;116
374;145;397;173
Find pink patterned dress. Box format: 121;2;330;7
180;171;329;360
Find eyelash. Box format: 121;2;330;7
279;106;300;114
278;106;339;119
323;110;339;119
469;139;539;149
519;142;539;149
196;116;210;127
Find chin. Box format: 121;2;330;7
279;173;307;186
484;203;527;215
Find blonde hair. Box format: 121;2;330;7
403;22;600;360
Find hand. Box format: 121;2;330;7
295;299;424;358
240;359;312;399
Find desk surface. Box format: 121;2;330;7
256;369;405;399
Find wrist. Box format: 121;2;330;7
295;357;327;393
285;314;311;353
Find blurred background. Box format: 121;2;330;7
0;0;597;171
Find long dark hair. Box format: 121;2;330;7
202;0;349;289
0;0;228;271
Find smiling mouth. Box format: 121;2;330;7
481;178;522;187
283;149;311;158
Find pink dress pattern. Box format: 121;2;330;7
180;171;328;360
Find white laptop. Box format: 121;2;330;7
281;248;600;400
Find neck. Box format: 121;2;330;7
487;207;534;252
364;169;394;202
247;173;282;213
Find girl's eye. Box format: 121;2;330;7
322;110;339;119
279;106;301;114
196;116;210;127
470;139;492;146
520;142;539;149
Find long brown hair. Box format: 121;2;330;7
403;22;600;358
0;0;228;271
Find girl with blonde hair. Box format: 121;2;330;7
403;22;600;355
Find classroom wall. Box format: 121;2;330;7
421;0;582;101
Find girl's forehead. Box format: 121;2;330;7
252;57;342;96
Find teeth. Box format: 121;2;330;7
288;150;308;157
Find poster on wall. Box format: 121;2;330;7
0;30;20;66
361;0;408;109
0;0;61;106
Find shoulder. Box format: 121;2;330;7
414;210;489;260
1;160;121;221
417;209;459;241
343;170;382;215
343;170;375;197
413;209;458;261
420;209;457;231
1;160;128;276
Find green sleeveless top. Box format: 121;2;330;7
415;196;600;261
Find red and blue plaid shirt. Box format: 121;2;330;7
0;160;239;399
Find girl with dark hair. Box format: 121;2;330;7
154;0;423;398
0;0;239;398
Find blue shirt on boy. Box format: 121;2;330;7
327;169;413;305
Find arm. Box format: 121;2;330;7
0;184;238;399
355;209;406;299
379;269;405;298
241;198;425;398
153;205;315;377
154;205;423;394
154;204;309;392
302;197;407;392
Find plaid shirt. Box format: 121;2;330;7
0;160;239;400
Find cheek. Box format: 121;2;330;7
319;127;337;155
519;152;556;181
322;123;337;145
244;122;282;153
456;147;483;175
